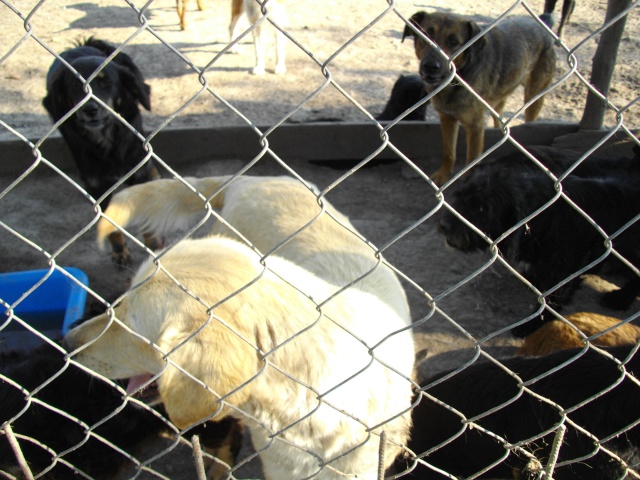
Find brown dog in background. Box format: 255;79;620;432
517;312;640;356
403;12;556;185
176;0;204;30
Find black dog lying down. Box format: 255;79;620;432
395;345;640;479
43;37;159;204
438;145;640;337
377;74;428;121
0;343;242;479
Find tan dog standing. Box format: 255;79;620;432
403;12;556;185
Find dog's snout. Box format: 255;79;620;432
82;101;101;118
420;58;441;76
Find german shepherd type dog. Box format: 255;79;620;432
43;38;160;203
394;346;640;479
403;12;556;185
437;147;640;337
65;175;415;479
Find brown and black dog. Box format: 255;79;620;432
403;12;556;186
176;0;205;30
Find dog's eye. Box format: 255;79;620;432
446;36;460;49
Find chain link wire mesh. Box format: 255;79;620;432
1;0;640;478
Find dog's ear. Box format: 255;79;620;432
402;11;427;42
156;314;257;429
116;61;151;111
466;19;487;53
42;70;74;121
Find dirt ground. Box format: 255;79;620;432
1;0;640;478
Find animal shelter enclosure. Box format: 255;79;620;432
1;0;640;479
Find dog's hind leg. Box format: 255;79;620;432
177;0;187;30
523;54;555;122
557;0;576;39
492;99;506;127
228;0;244;53
274;27;286;75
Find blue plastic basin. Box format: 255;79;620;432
0;267;89;335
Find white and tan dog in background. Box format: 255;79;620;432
65;175;414;479
229;0;287;74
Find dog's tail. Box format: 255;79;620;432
96;176;232;250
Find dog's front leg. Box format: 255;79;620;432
250;23;266;75
274;28;286;75
431;112;459;186
464;121;485;166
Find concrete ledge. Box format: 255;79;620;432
2;121;581;177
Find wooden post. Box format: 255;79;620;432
579;0;633;130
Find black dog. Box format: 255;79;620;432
540;0;576;39
395;346;640;479
438;146;640;337
377;74;428;121
1;343;242;479
43;37;160;204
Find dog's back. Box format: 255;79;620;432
97;175;412;322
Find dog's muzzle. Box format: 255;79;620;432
76;100;111;130
419;56;447;86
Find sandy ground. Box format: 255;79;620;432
1;0;640;478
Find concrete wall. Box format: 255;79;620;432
2;121;581;177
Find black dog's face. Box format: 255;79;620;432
403;11;485;88
61;57;121;131
438;170;517;252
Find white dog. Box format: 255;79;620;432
66;175;414;479
229;0;287;75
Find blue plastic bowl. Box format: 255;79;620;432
0;267;89;335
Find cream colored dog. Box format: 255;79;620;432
65;175;414;479
96;175;411;322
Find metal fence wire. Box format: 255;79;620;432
1;0;640;479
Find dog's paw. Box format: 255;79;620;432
430;167;453;187
250;65;266;75
274;63;286;75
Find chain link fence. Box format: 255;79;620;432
1;0;639;478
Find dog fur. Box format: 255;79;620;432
403;12;556;186
394;346;640;479
540;0;576;39
377;74;428;121
65;175;415;479
43;37;159;203
229;0;287;74
517;311;640;356
0;343;242;480
176;0;205;30
437;150;640;337
94;174;411;322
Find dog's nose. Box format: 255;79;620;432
82;101;100;118
420;58;441;77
